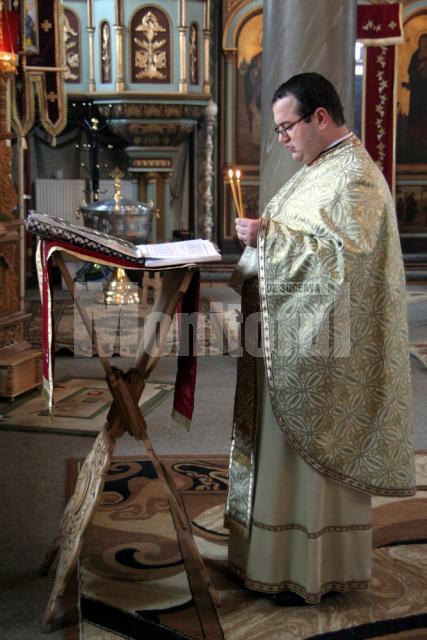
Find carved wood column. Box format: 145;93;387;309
0;74;30;346
202;99;217;240
0;74;7;135
1;5;26;309
0;75;17;218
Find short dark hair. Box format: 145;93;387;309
272;73;345;126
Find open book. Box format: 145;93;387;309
137;239;220;267
25;211;221;267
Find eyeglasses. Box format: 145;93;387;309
274;111;314;137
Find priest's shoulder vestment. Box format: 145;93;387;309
258;135;415;496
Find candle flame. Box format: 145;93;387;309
228;169;234;179
235;170;241;179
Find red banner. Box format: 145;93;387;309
26;0;62;128
363;45;395;189
12;0;67;140
357;4;403;44
357;3;403;191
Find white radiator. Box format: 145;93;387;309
35;179;86;224
34;179;136;224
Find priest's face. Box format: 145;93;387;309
273;94;321;165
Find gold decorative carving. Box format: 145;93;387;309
99;103;205;120
41;424;116;628
224;49;237;63
134;10;167;80
110;121;195;146
0;142;17;219
0;324;21;346
131;158;172;168
41;19;53;32
0;243;19;312
0;76;9;136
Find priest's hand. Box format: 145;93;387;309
235;218;260;247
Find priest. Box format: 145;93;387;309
225;72;416;605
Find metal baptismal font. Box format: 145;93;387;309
80;168;156;304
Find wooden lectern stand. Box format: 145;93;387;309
34;245;223;639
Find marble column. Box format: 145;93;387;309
260;0;357;210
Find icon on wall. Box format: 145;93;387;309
24;0;39;54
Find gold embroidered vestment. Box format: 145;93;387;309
226;136;415;535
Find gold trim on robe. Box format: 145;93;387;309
225;275;260;537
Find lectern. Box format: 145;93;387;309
29;233;223;639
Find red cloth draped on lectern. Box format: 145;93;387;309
36;239;199;428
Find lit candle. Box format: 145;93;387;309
228;169;242;218
235;169;244;219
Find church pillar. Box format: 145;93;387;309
146;173;158;242
223;51;236;165
126;148;178;242
260;0;357;209
87;0;96;92
114;1;125;92
203;0;211;95
87;27;96;92
178;0;188;93
162;173;173;240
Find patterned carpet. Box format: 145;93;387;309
410;342;427;368
64;453;427;640
0;377;174;436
